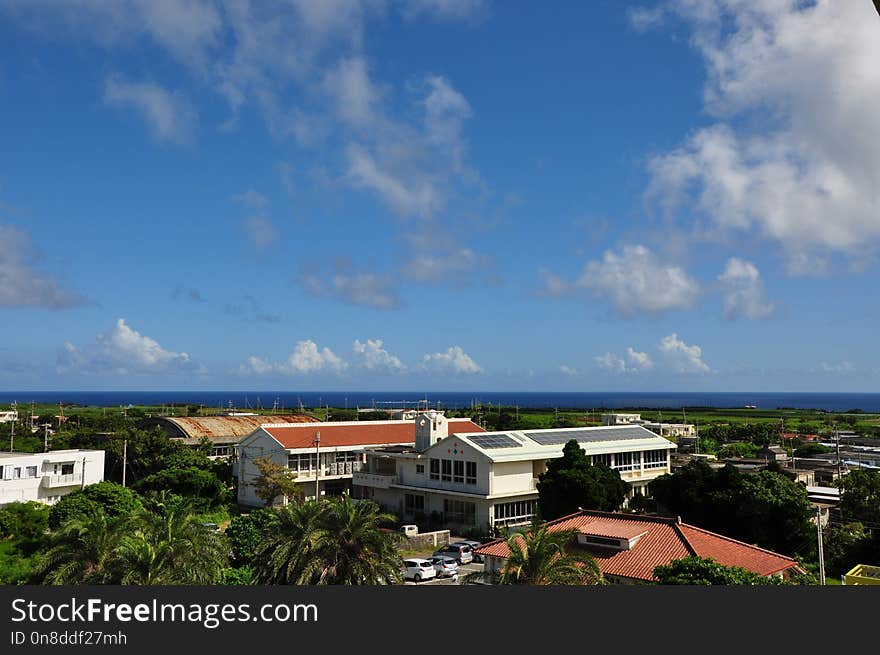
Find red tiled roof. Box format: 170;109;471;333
263;419;484;450
475;510;800;582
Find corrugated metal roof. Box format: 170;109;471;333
153;414;319;439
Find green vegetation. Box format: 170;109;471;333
537;440;629;520
651;460;814;558
48;482;141;529
251;455;301;507
653;556;784;585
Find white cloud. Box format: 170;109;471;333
352;339;405;371
819;361;855;374
594;347;653;374
242;340;348;376
422;346;482;374
560;365;580;376
646;1;880;269
324;56;381;129
553;244;698;315
0;224;83;308
718;257;774;320
627;6;666;32
58;319;196;375
404;247;479;283
399;0;489;21
103;76;196;145
658;333;710;374
243;216;279;249
299;263;402;310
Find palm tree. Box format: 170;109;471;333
315;495;402;585
251;495;403;585
251;499;328;584
115;494;229;585
35;510;128;584
468;517;603;585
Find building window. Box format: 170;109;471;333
404;494;425;515
613;452;639;472
453;460;464;483
12;467;21;479
416;464;425;475
466;461;477;485
60;463;74;476
430;459;440;480
288;453;318;473
493;500;537;526
643;449;668;469
443;499;476;525
26;466;37;478
592;453;612;467
441;459;452;482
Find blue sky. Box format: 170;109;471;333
1;0;879;392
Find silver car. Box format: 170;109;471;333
429;555;460;578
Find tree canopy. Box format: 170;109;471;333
48;481;142;530
537;440;629;520
653;556;782;585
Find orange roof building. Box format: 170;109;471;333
475;510;802;583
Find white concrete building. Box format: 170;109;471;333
601;413;695;438
353;416;677;535
236;414;484;507
0;449;105;506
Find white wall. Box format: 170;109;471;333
490;461;536;495
0;450;105;506
236;429;287;507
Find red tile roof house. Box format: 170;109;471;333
236;414;484;506
474;510;803;584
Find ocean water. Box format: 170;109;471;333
1;391;880;412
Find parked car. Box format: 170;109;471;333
403;558;437;582
432;543;473;565
452;540;484;563
429;555;460;578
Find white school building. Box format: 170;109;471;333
353;413;677;534
0;450;105;506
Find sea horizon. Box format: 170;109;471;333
2;390;880;412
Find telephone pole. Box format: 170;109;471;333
314;431;321;501
816;506;826;585
81;456;87;490
122;438;128;488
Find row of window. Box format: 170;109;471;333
443;499;476;525
1;465;39;480
494;499;537;522
429;459;477;485
287;452;362;472
404;493;425;514
590;450;669;471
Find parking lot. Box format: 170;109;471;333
403;560;484;586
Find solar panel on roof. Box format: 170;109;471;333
468;434;521;449
524;427;655;446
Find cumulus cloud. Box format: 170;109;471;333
58;319;197;375
103;76;196;145
0;224;83;309
718;257;774;320
298;262;402;310
352;339;405;371
422;346;482;374
242;340;348;376
658;333;710;374
645;1;880;270
594;347;654;374
546;244;698;315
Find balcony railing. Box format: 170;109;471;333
41;473;82;488
352;471;398;489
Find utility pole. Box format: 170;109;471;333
81;456;87;490
314;431;321;501
122;438;128;488
9;412;14;452
43;423;50;452
816;506;826;585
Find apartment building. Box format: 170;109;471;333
0;449;105;506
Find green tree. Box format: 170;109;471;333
251;496;403;585
48;482;141;529
35;510;128;584
537;440;629;520
0;501;49;542
226;509;279;565
474;518;602;585
114;496;229;585
839;469;880;526
653;556;783;585
133;466;228;509
252;456;300;507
